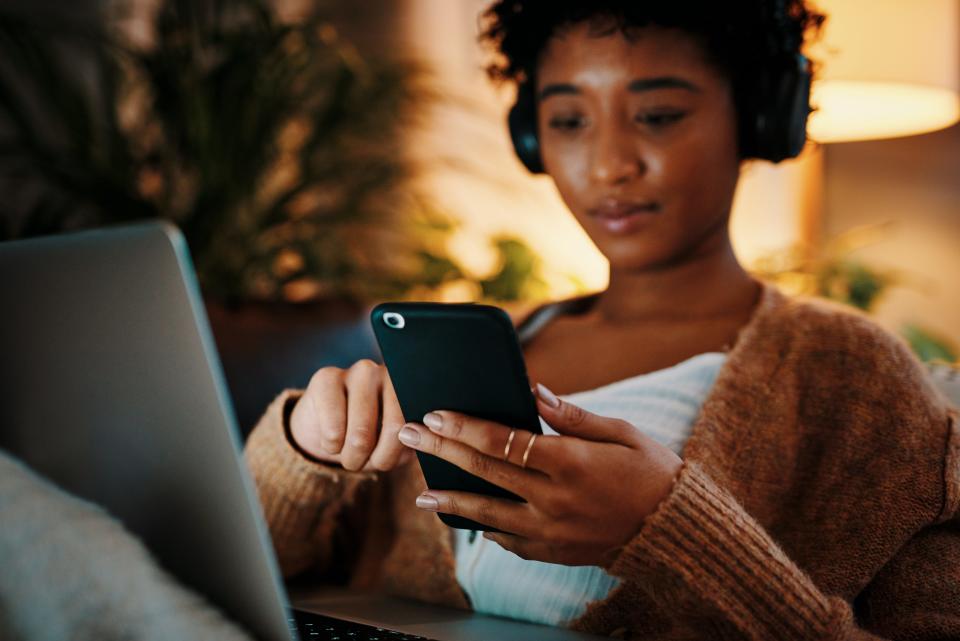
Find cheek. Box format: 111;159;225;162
541;138;591;210
660;117;740;219
540;136;589;185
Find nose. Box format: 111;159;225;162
590;118;644;185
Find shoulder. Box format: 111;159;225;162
754;283;937;394
751;281;955;453
749;284;960;522
758;282;905;351
736;282;953;447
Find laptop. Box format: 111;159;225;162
0;221;605;641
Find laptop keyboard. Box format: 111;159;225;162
291;609;441;641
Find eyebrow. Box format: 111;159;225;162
538;76;701;100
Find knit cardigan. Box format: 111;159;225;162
244;283;960;640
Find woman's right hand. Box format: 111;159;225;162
289;359;412;472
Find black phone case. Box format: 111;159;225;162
371;302;542;531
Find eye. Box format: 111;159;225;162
547;115;587;132
635;111;686;127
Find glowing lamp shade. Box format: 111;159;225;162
809;81;960;142
807;0;960;143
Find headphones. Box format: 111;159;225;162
507;7;812;173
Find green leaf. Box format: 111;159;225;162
480;236;549;302
901;324;958;363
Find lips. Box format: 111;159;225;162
589;200;661;219
588;199;661;235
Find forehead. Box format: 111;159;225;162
536;22;720;92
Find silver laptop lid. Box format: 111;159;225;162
0;222;292;641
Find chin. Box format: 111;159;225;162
600;245;682;273
587;212;732;273
586;230;679;270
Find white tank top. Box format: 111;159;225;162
453;350;727;626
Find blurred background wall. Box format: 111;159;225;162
825;126;960;355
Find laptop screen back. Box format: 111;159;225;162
0;222;292;641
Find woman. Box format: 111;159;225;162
245;1;960;638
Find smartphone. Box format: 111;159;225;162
371;302;542;530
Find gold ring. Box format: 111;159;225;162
503;429;517;461
521;433;538;469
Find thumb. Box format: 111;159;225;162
533;383;633;443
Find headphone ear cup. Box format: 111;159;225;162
782;56;812;159
508;81;545;174
752;53;812;163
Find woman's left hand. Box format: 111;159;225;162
396;384;684;568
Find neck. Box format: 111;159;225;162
593;229;759;324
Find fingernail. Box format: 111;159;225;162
423;412;443;431
536;383;561;408
415;493;439;511
398;425;420;446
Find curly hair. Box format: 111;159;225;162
479;0;827;157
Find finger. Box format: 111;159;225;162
483;532;565;564
365;449;415;473
481;533;584;566
366;373;407;471
298;368;347;456
483;532;542;561
340;360;382;471
423;410;561;475
533;382;636;444
415;490;534;536
485;532;620;567
398;423;546;498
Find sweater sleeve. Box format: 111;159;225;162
609;410;960;641
243;389;378;579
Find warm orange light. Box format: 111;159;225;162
806;0;959;143
809;81;960;143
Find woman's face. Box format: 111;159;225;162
536;22;742;271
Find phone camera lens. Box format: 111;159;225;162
383;312;405;329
